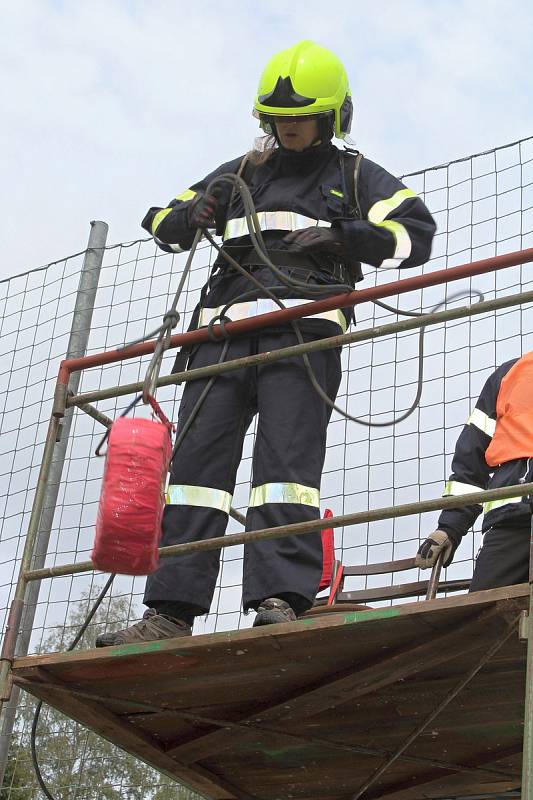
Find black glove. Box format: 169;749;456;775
283;227;344;254
415;530;457;569
187;187;222;229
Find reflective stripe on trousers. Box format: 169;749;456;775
249;482;320;508
166;482;320;512
144;332;341;614
166;484;232;514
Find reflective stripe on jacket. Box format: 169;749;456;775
141;145;436;276
141;144;435;341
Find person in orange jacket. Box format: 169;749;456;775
416;352;533;590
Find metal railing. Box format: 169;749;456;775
3;242;533;704
2;134;533;798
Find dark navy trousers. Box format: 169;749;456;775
144;329;342;616
469;522;531;591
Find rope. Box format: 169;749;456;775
201;173;485;426
141;228;204;401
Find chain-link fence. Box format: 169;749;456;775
1;135;533;799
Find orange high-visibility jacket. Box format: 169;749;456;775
485;351;533;466
437;353;533;543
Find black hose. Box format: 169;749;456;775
30;169;484;799
201;173;485;426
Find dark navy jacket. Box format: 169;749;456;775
142;143;436;335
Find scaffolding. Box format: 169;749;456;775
2;136;533;799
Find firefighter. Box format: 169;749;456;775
416;351;533;590
96;40;436;647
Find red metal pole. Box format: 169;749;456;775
57;246;533;386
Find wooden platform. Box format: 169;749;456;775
11;585;529;800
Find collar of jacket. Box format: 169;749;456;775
275;139;336;169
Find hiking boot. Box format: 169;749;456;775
253;597;297;627
95;608;192;647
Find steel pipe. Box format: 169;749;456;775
57;245;533;389
22;481;533;582
67;288;533;408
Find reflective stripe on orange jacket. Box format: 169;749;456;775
485;351;533;467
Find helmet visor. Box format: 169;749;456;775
254;110;332;124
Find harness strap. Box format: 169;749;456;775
172;149;363;374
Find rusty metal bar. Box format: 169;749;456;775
229;507;246;526
9;244;533;785
75;400;113;428
426;552;444;600
22;481;533;582
57;245;533;391
67;287;533;408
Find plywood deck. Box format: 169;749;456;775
11;584;529;800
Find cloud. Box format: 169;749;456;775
1;0;532;277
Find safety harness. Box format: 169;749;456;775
172;148;364;373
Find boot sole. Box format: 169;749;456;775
95;629;192;647
253;611;295;627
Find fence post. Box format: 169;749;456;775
521;514;533;798
0;221;108;787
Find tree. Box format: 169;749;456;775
0;731;33;800
1;587;201;800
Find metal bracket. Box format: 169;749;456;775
520;610;530;642
0;669;13;702
52;382;68;418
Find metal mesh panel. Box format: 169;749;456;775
1;136;533;798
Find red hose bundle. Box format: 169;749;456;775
92;417;172;575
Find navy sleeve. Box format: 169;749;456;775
339;157;436;269
437;360;517;543
141;156;245;253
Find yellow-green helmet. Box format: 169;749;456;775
253;40;353;139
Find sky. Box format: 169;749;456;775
1;0;533;646
1;0;533;279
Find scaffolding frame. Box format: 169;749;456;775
2;242;533;799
